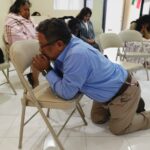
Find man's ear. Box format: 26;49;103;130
57;40;65;47
56;40;65;51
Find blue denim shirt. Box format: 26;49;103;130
46;37;128;102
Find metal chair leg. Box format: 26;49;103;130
2;70;17;95
76;103;87;125
18;102;26;149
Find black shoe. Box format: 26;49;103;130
26;73;34;88
136;97;145;113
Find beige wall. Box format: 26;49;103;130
0;0;103;47
0;0;13;47
30;0;103;34
122;0;132;30
91;0;103;34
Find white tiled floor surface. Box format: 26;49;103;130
0;60;150;150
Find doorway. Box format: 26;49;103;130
105;0;124;33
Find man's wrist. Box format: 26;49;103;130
42;66;53;76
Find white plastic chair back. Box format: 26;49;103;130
99;33;123;50
119;30;143;42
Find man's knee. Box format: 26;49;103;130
109;124;126;135
91;113;109;124
91;108;109;124
91;101;109;124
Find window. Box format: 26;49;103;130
86;0;93;9
54;0;84;10
142;0;150;15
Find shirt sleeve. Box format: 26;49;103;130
45;53;90;100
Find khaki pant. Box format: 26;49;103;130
91;78;150;135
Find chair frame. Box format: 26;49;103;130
99;33;148;79
10;39;87;150
2;34;16;77
118;30;150;80
0;46;16;95
118;30;150;61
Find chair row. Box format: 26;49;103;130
98;30;150;80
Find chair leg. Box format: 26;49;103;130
18;103;26;149
7;68;9;79
76;103;87;125
2;69;17;95
115;55;118;61
37;105;64;150
57;108;76;137
145;67;149;81
46;108;50;117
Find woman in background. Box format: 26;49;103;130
130;14;150;40
4;0;36;45
4;0;39;88
76;7;100;50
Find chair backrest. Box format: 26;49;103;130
10;39;40;93
10;39;40;73
119;30;143;42
1;34;10;61
99;33;123;50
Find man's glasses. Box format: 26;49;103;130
40;39;58;49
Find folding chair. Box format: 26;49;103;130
0;46;16;95
118;30;150;62
2;34;15;77
99;33;147;78
10;39;87;150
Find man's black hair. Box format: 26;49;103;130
36;18;72;44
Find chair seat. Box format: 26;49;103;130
26;82;82;109
125;52;150;57
0;62;10;69
117;61;144;72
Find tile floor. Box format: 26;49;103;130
0;59;150;150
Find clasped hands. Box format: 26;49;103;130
32;54;52;72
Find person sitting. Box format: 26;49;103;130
4;0;36;46
130;15;150;40
4;0;39;88
58;16;81;38
68;17;81;38
76;7;100;51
